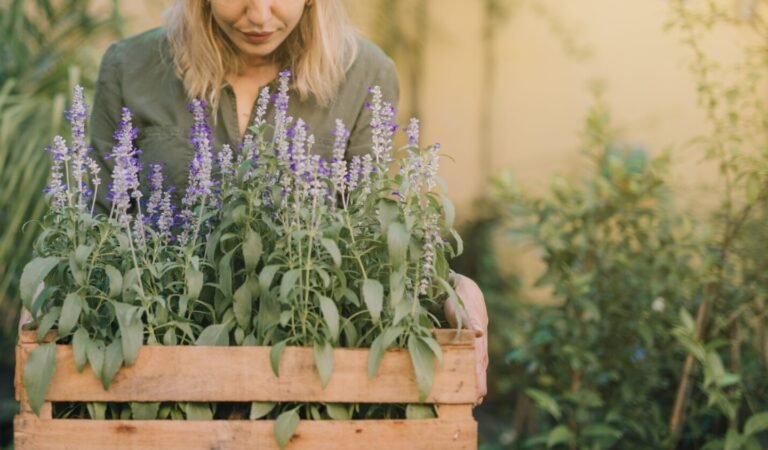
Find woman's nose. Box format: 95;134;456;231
245;0;272;26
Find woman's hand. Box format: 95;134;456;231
444;273;489;405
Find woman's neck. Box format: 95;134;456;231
228;61;280;138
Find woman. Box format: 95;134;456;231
93;0;488;403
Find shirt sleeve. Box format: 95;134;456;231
345;57;400;159
90;43;123;214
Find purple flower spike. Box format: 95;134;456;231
46;136;70;210
179;99;215;246
406;118;420;147
68;85;91;208
108;108;141;226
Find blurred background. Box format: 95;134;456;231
2;0;768;448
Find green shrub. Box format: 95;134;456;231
0;0;122;340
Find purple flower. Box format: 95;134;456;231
68;86;90;207
331;119;349;198
419;213;439;296
108;108;141;226
273;70;292;159
254;86;271;128
368;86;397;165
347;155;362;192
405;118;420;147
45;136;70;210
145;163;165;218
179;99;215;245
424;143;440;192
157;190;176;242
218;144;235;186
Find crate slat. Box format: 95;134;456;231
14;415;477;450
16;333;476;403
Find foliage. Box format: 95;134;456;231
489;99;701;449
0;0;122;340
461;1;768;448
20;73;461;448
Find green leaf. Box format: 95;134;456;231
186;266;204;300
23;343;57;415
163;328;178;346
195;324;230;346
243;228;263;272
441;194;456;229
72;328;89;373
389;269;405;306
525;388;562;420
185;403;213;420
319;296;340;342
250;402;276;420
113;303;143;366
326;404;351;420
679;308;695;332
377;199;400;234
320;238;342;267
745;412;768;436
419;336;443;365
233;282;253;330
393;301;410;326
280;269;301;301
725;427;744;450
130;402;160;420
86;340;106;382
122;268;142;300
69;245;93;285
20;257;59;311
87;402;107;420
219;251;234;299
270;340;288;376
582;424;622;439
104;265;123;299
450;228;464;256
58;292;82;337
387;222;408;268
36;307;61;341
259;265;281;293
102;338;124;389
408;334;435;401
29;285;56;316
275;409;300;450
314;340;334;388
362;279;383;323
436;277;462;330
406;404;436;419
368;326;403;378
547;425;575;448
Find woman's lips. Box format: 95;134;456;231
241;31;274;44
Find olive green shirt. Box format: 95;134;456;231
91;28;399;205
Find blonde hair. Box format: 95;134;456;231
166;0;358;108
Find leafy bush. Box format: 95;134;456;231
21;75;463;447
491;99;702;448
462;2;768;448
0;0;122;340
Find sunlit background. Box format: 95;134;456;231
2;0;768;448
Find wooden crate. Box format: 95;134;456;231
14;329;477;449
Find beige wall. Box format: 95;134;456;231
118;0;752;221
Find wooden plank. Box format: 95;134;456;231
19;330;57;344
14;344;22;402
438;405;473;420
17;342;476;404
20;329;474;345
14;416;477;450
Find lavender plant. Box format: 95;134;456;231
21;73;463;445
